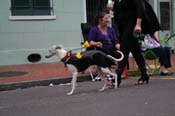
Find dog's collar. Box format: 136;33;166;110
61;51;72;63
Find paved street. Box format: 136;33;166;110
0;77;175;116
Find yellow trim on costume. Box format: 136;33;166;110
75;52;82;59
82;41;90;48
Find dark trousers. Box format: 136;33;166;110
117;39;148;80
152;46;171;68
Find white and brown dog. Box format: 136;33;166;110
46;45;124;95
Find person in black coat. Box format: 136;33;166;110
107;0;160;86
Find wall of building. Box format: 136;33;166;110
0;0;85;65
0;0;174;66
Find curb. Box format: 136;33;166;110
1;73;174;91
0;75;92;91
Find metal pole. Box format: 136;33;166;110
170;0;175;51
83;0;87;23
170;0;174;35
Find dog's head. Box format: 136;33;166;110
45;44;67;59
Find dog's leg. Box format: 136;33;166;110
98;68;109;91
66;64;78;95
96;68;106;91
99;75;108;91
112;73;118;89
100;68;118;89
88;67;95;81
67;72;78;95
108;71;118;89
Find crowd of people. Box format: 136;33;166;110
86;0;173;86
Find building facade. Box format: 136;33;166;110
0;0;174;66
0;0;86;65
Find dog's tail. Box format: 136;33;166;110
107;50;124;64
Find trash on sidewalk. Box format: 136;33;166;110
49;83;54;87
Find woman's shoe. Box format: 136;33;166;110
117;79;121;88
135;76;149;85
160;71;170;76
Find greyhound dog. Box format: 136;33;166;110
46;45;124;95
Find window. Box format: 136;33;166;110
160;2;170;30
9;0;56;20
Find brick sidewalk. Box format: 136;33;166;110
0;62;96;84
0;63;66;84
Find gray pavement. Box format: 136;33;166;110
0;77;175;116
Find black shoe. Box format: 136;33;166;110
111;78;121;88
117;79;121;88
160;72;171;76
135;76;149;85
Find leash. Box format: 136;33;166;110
69;41;91;52
69;47;83;52
67;42;86;52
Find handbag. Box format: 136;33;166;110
141;34;160;51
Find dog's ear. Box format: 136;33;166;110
56;44;64;49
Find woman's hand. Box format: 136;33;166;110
134;24;142;33
115;43;120;49
134;18;142;33
96;42;102;48
106;2;114;10
89;41;102;48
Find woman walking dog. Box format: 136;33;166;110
107;0;160;86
